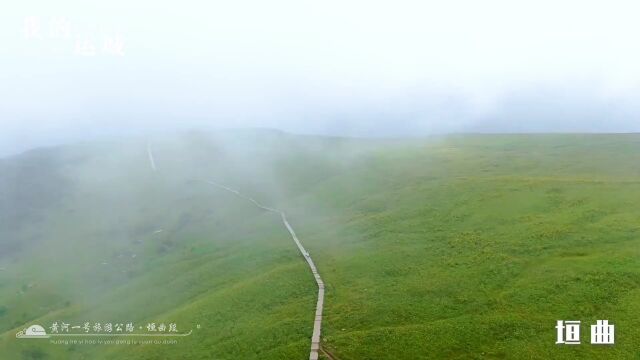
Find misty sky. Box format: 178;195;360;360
1;0;640;156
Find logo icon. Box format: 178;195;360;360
16;325;50;339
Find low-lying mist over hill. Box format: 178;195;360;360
1;131;639;359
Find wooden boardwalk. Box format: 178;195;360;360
204;180;325;360
146;143;327;359
146;141;157;171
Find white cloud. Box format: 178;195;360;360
1;0;640;154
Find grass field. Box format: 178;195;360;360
1;131;639;359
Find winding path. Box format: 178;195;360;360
146;143;326;359
147;141;157;172
203;180;325;360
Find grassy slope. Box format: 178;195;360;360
285;134;640;359
0;136;320;360
1;133;639;359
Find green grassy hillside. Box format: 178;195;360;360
1;132;639;359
